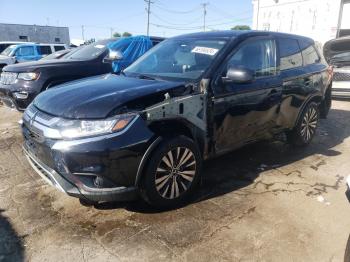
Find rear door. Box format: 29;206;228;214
276;37;325;129
211;36;283;153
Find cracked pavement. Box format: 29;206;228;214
0;100;350;261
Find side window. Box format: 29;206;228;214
54;45;65;51
227;39;276;77
300;43;320;65
16;46;35;56
39;46;52;55
278;38;303;70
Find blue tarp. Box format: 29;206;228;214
107;36;153;73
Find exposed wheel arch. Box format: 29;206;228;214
135;119;206;188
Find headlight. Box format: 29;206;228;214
17;72;39;81
55;113;137;139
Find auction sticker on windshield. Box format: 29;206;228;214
191;46;219;56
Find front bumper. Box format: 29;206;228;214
0;80;42;111
22;113;155;203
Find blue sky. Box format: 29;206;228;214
0;0;253;40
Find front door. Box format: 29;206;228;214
211;37;283;154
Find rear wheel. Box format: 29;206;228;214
287;102;319;146
140;136;202;208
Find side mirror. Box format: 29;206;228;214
222;66;254;84
103;50;123;63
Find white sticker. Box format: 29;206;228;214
191;46;219;56
95;45;105;49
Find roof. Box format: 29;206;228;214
173;30;314;42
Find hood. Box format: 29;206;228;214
3;58;90;72
33;74;185;119
323;37;350;66
0;54;11;61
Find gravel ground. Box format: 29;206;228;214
0;100;350;262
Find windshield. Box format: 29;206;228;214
64;40;113;60
124;38;227;81
1;45;17;56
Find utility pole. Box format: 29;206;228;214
256;0;260;30
201;3;209;31
110;27;114;38
145;0;154;36
81;25;85;41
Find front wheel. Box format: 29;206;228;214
287;102;319;146
140;136;202;208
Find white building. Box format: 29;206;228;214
252;0;350;44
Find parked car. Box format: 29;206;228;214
0;36;164;110
0;43;68;70
21;31;332;208
0;41;35;53
40;49;73;60
324;37;350;98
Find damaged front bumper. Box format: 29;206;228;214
23;144;138;202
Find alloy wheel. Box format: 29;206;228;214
300;106;318;142
155;147;196;199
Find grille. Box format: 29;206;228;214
0;72;17;85
333;71;350;82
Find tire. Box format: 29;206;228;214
287;102;319;146
140;136;202;209
79;198;97;207
320;88;332;119
345;235;350;262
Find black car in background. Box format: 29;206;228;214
21;31;332;208
0;36;164;110
40;49;73;60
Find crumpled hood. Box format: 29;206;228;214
33;74;184;119
323;37;350;66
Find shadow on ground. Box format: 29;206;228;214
85;108;350;213
0;209;24;262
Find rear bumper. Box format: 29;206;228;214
23;145;139;202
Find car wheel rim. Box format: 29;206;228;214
301;106;318;142
155;147;196;199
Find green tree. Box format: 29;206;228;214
113;32;121;38
122;32;132;37
231;25;251;30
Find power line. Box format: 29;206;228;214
151;12;202;26
153;3;201;14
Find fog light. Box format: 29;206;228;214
13;91;28;100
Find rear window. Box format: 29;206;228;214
39;46;52;55
302;46;320;65
278;38;303;70
54;45;65;51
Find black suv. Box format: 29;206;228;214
21;31;332;208
0;36;164;110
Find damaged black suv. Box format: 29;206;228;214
22;31;332;208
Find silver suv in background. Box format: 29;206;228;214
324;37;350;98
